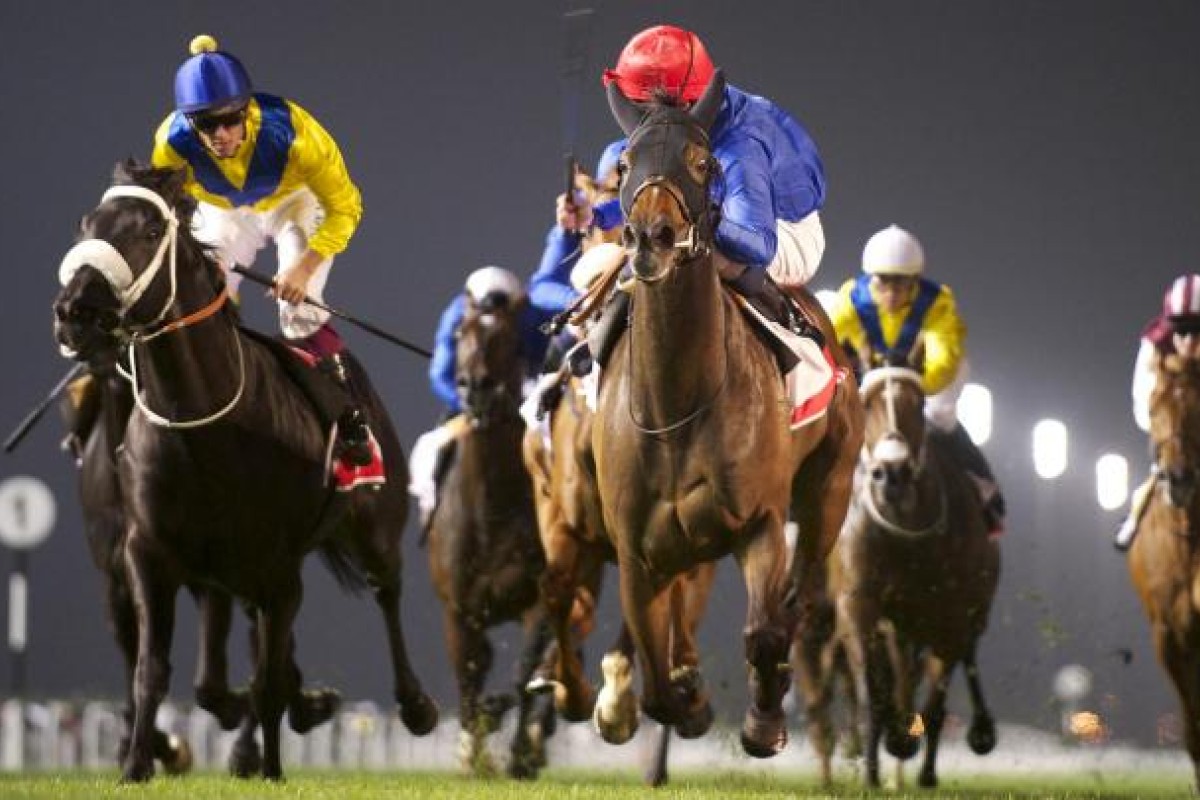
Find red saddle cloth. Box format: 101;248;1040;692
286;345;386;492
790;346;847;429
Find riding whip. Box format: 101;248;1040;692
231;265;432;359
3;362;86;454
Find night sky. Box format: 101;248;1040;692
2;0;1199;747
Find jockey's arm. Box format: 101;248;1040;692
150;116;187;170
919;286;966;395
527;225;584;315
288;102;363;261
828;279;867;355
1131;337;1156;433
429;295;466;413
713;137;778;270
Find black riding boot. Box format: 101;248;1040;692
940;422;1006;528
318;353;373;467
573;290;630;375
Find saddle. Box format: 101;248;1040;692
239;327;384;491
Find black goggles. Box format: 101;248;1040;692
188;106;247;135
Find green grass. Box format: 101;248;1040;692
0;770;1191;800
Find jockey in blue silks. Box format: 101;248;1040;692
556;24;829;372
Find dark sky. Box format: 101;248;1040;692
2;0;1199;747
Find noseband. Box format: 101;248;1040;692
58;184;244;429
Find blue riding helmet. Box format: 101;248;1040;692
174;37;253;115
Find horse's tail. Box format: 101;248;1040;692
316;540;370;596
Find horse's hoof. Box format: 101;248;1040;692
506;755;539;781
228;740;262;779
288;687;340;734
740;709;787;758
593;697;639;745
121;756;155;784
196;685;250;730
525;675;561;696
400;692;439;736
918;769;938;788
675;700;714;740
885;727;920;760
967;718;997;754
161;735;193;775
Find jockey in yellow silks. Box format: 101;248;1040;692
150;34;371;467
828;224;1005;536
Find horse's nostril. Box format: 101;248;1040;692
622;225;637;248
652;223;676;250
871;467;885;482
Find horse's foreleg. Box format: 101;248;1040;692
507;609;554;779
193;589;248;730
538;531;595;721
668;565;716;739
790;626;836;785
444;613;494;774
962;645;997;755
252;579;302;781
880;625;920;761
735;517;792;758
916;656;951;788
616;552;675;729
1154;623;1200;786
121;538;179;783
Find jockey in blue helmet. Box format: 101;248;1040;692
151;35;371;466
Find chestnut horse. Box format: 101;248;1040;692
593;71;863;757
52;162;437;781
1128;344;1200;790
523;371;714;785
425;294;554;778
833;366;999;787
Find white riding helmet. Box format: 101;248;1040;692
465;265;523;305
862;224;925;277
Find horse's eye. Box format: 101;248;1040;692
144;224;164;240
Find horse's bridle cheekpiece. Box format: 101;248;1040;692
57;183;245;429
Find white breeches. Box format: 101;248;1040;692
192;189;332;339
766;211;825;288
925;358;969;433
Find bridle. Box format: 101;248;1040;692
858;367;946;539
58;184;245;429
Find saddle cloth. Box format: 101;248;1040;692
285;344;387;492
733;296;846;430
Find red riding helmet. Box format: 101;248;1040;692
602;25;716;103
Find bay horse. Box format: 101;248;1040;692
835;366;999;788
594;71;863;757
424;292;554;778
52;161;437;781
1128;343;1200;790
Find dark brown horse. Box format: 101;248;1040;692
424;292;554;778
832;366;999;788
52;161;436;781
1129;344;1200;790
593;71;863;757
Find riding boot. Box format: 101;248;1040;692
317;353;373;467
1114;472;1155;552
941;421;1006;533
576;290;630;375
535;331;577;419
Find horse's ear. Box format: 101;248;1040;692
689;69;725;131
607;80;645;136
159;166;189;202
112;158;139;185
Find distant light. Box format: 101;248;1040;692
957;383;993;445
1095;454;1129;511
813;288;839;313
1033;419;1068;479
1053;664;1093;702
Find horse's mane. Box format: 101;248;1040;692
111;159;230;298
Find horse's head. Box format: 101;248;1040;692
455;285;525;428
859;367;927;506
607;70;725;283
1150;343;1200;508
54;160;219;358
